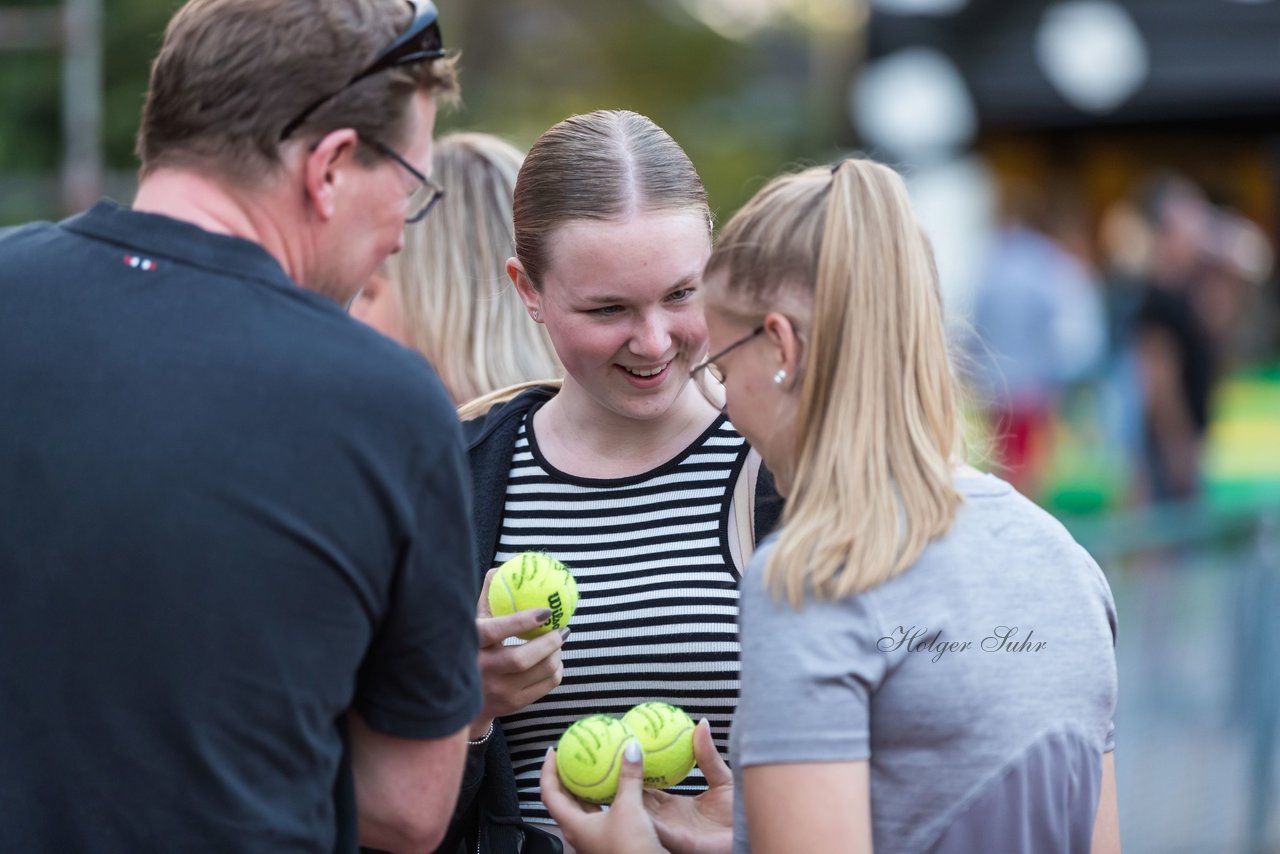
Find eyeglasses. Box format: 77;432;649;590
689;325;764;385
279;0;445;142
363;136;445;223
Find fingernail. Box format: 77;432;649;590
558;627;571;640
545;746;555;761
624;738;642;764
533;608;552;622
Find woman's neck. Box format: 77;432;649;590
534;380;719;479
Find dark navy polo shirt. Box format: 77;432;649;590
0;201;481;852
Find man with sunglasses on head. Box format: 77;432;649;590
0;1;480;852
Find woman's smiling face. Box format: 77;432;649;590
531;211;711;422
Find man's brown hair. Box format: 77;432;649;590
136;0;458;184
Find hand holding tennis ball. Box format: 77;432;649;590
543;710;727;854
542;722;664;854
622;702;696;788
487;551;578;640
471;554;572;731
555;714;637;804
636;719;734;854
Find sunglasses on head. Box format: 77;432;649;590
279;0;445;141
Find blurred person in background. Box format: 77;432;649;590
1195;208;1274;370
0;1;482;851
1132;174;1215;502
352;132;562;402
541;158;1120;854
441;109;782;854
1095;199;1156;478
967;179;1105;496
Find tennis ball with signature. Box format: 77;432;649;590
556;714;636;804
487;551;578;640
622;701;696;788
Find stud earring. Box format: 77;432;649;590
773;368;787;385
532;308;540;322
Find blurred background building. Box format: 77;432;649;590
2;0;1278;849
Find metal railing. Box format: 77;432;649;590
1064;499;1280;852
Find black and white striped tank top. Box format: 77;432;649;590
496;407;749;824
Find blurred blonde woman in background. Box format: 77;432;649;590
352;131;562;402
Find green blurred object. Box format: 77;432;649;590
1204;367;1280;513
1051;364;1280;555
0;0;176;224
1040;388;1129;516
1038;366;1280;520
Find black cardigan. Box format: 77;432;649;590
435;386;783;854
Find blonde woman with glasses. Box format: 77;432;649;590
541;159;1121;854
352;131;562;403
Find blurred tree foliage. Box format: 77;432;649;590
0;0;177;170
435;0;858;218
0;0;859;223
1;0;178;221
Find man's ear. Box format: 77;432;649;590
762;310;803;389
302;129;360;222
506;257;542;320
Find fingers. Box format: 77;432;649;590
479;622;564;670
477;627;566;718
480;647;563;708
540;748;575;820
477;567;497;618
499;642;563;686
612;738;646;807
540;747;592;824
693;719;732;788
476;608;554;648
641;788;673;810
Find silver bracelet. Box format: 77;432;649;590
468;720;494;747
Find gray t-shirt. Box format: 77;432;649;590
730;472;1117;853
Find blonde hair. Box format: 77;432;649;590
512;110;711;289
706;159;965;606
455;378;564;421
384;132;561;403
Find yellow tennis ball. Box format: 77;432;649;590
487;551;578;640
556;714;636;804
621;702;696;788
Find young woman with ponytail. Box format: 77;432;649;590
543;159;1120;854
